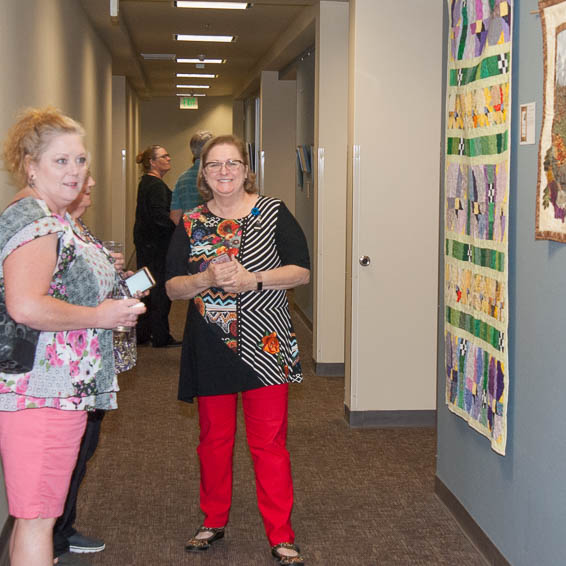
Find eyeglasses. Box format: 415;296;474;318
204;159;244;172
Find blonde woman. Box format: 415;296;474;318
0;108;145;566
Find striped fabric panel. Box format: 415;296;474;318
446;306;504;352
449;52;510;86
446;239;505;271
237;197;302;386
240;304;294;386
446;132;508;157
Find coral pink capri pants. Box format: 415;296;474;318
0;408;87;519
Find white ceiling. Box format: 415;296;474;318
79;0;344;99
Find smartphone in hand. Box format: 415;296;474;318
125;267;156;295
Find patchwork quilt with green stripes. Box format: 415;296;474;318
444;0;512;455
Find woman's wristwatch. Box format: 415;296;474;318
254;272;263;292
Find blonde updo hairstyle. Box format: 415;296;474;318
136;145;163;174
3;107;85;188
197;135;257;201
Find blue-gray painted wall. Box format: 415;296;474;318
436;1;566;565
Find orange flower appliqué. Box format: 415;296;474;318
194;296;205;316
261;332;280;355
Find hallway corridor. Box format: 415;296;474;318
74;301;485;566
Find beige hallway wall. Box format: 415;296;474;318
126;83;141;266
0;0;114;530
139;96;234;190
314;1;349;370
0;0;113;239
112;77;141;265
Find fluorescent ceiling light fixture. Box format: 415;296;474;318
176;84;210;88
175;34;235;42
177;93;207;97
177;58;225;64
141;53;176;60
177;73;217;78
174;1;250;8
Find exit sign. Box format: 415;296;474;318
179;97;198;110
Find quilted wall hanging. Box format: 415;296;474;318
444;0;513;455
535;0;566;241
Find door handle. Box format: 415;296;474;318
359;256;371;267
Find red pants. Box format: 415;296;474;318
197;383;295;546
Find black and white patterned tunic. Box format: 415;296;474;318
166;196;310;402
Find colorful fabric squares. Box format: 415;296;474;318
444;0;512;455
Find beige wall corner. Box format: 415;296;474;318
111;77;141;266
293;54;316;323
125;82;141;268
232;100;245;140
345;0;442;412
112;77;128;250
313;1;349;367
259;72;297;212
234;6;317;100
345;0;357;407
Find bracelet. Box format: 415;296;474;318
254;272;263;292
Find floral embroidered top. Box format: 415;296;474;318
74;218;137;375
0;198;118;412
166;196;310;402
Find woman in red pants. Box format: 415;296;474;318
165;135;310;566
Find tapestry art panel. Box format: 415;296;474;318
535;0;566;241
444;0;512;455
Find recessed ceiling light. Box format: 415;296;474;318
174;2;250;9
177;58;225;64
177;93;207;97
175;34;235;42
176;84;210;88
176;73;217;78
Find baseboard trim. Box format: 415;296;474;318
0;516;13;566
435;476;510;566
345;406;436;427
314;362;344;377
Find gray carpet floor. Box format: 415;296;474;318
75;301;486;566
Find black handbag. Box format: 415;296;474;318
0;293;40;374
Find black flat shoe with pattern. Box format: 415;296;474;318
271;542;305;565
184;525;225;552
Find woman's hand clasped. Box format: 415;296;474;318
206;257;255;294
96;298;146;330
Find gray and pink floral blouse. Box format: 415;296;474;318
0;198;118;411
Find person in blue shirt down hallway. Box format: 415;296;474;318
169;130;214;226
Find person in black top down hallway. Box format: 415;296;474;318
133;145;180;348
165;135;310;566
